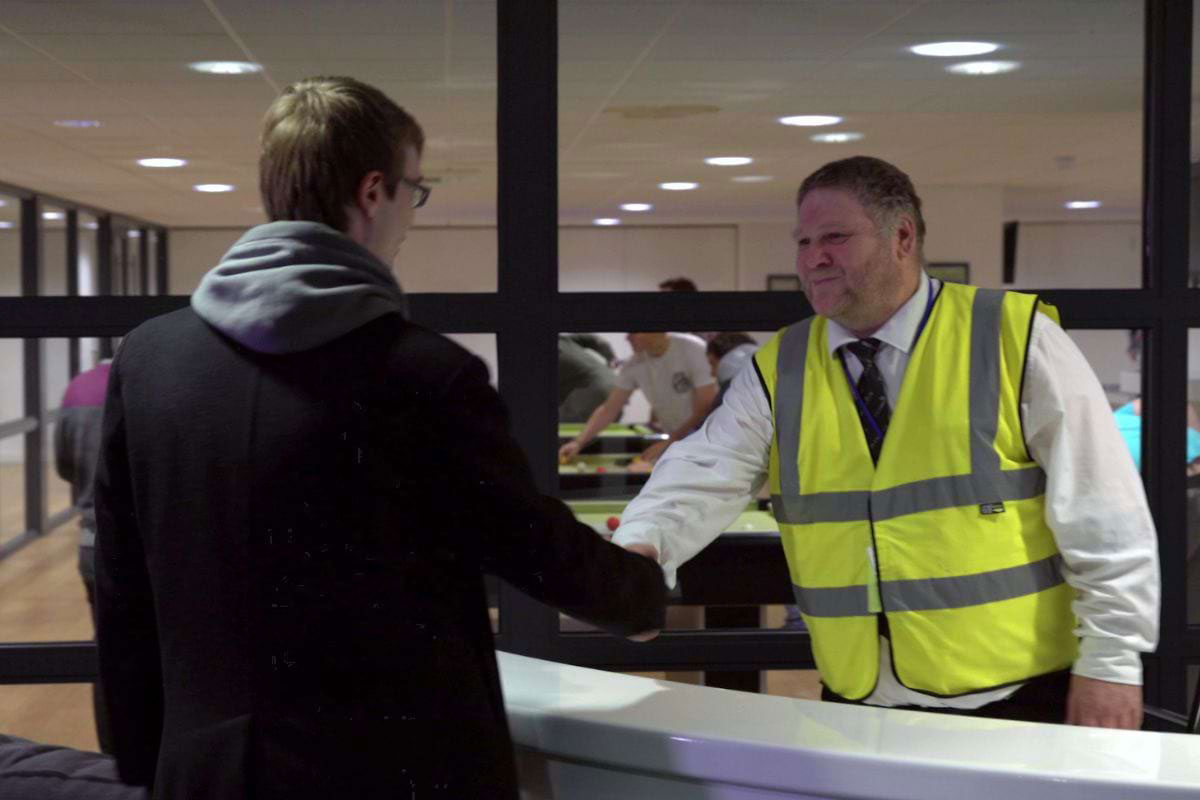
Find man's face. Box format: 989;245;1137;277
372;144;422;266
627;332;667;355
793;188;916;334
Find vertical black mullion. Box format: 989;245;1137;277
1142;0;1192;714
495;0;558;657
97;215;114;359
20;196;45;539
66;209;80;378
138;227;149;295
156;228;169;295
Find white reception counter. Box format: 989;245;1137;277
499;652;1200;800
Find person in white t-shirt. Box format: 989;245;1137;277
559;332;716;463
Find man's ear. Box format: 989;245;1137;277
893;214;917;261
353;170;387;220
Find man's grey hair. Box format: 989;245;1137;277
796;156;926;258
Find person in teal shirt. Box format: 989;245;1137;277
1113;399;1200;469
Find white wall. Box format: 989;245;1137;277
1013;222;1141;289
162;199;1178;424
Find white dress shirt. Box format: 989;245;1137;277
614;277;1160;709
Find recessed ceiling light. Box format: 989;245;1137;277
42;211;64;220
911;41;999;58
810;132;865;144
82;221;99;230
194;183;235;193
54;119;102;128
189;61;262;75
138;157;187;168
779;115;842;127
126;230;141;238
732;175;774;183
593;218;621;226
705;156;753;166
659;182;699;191
620;203;653;212
1065;200;1102;209
0;221;13;229
946;60;1020;76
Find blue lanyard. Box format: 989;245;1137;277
840;277;939;439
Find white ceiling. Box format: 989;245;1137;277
0;0;1186;229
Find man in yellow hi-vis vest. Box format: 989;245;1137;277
613;156;1159;729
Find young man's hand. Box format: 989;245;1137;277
621;542;661;641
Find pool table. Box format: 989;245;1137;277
558;453;655;499
558;422;668;455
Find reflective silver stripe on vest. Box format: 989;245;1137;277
772;467;1045;524
792;555;1064;618
775;319;813;499
771;287;1047;524
881;555;1064;612
793;583;873;617
970;289;1005;474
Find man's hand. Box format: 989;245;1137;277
1066;674;1142;729
622;542;661;641
640;440;669;463
558;439;582;463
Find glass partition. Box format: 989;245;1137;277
0;193;19;296
560;0;1144;291
41;205;68;296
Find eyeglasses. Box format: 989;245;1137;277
398;176;432;209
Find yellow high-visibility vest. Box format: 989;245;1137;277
754;282;1078;700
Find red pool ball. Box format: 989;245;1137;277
606;516;620;532
596;466;607;473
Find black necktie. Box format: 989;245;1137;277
844;338;890;463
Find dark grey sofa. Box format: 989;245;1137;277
0;734;146;800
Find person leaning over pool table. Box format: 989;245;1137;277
559;331;716;464
614;155;1159;729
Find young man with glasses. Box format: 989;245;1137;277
94;76;665;799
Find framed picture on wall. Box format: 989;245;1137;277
927;262;970;284
766;273;802;291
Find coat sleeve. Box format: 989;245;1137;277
432;356;667;637
94;350;164;788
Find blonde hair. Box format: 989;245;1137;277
259;76;424;231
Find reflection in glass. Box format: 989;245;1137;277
0;338;24;548
41;206;68;296
557;330;771;498
0;339;95;643
0;194;19;297
1189;331;1200;626
0;449;24;548
557;330;792;651
560;0;1144;291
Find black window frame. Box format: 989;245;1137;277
0;0;1195;728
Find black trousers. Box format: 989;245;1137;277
821;669;1071;724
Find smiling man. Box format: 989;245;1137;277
613;155;1160;729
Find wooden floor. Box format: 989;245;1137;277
0;464;820;755
1;463;99;751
